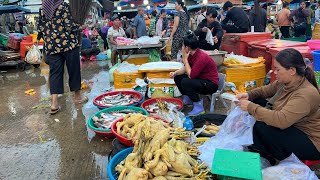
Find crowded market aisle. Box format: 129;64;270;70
0;60;231;179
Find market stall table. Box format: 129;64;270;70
116;43;163;61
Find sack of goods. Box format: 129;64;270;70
25;45;42;64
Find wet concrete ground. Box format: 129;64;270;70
0;61;113;180
0;61;319;179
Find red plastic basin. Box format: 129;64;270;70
141;98;184;113
93;90;143;109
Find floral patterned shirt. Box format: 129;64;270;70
37;2;80;55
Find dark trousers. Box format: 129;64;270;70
294;25;307;37
252;121;320;161
222;24;248;33
280;26;290;38
174;74;218;102
250;98;320;161
44;47;81;94
199;40;222;51
81;47;100;56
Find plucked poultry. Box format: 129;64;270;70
115;113;211;180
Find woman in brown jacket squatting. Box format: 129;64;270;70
237;48;320;163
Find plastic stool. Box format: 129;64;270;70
302;160;320;167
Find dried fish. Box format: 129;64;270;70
92;109;145;130
146;101;179;113
96;93;140;107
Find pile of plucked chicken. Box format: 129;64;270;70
115;113;210;180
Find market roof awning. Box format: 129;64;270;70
113;9;138;13
0;5;31;14
187;4;221;11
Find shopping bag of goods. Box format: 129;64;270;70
205;28;214;46
25;45;42;64
198;107;256;168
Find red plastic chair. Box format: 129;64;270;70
301;160;320;167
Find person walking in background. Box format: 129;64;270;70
37;0;87;115
220;1;250;33
249;0;267;32
155;9;169;37
195;8;223;50
149;11;157;36
290;0;310;37
169;0;190;60
305;1;314;38
133;6;147;39
108;15;126;65
196;6;207;26
277;2;291;38
316;1;320;23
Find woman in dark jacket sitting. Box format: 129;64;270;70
194;8;223;50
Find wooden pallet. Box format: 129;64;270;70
0;50;20;62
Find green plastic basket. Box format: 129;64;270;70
282;37;306;42
212;149;262;180
315;71;320;88
87;106;148;132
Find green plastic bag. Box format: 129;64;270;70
148;49;161;62
109;57;121;83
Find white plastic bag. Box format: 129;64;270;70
25;45;41;64
262;154;318;180
205;28;214;46
198;107;256;168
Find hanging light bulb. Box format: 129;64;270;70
143;0;148;5
203;0;208;4
131;4;135;7
117;6;122;10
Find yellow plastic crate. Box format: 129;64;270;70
126;54;149;65
146;71;171;79
113;70;144;89
148;83;174;88
225;64;266;91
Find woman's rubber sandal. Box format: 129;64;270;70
49;106;61;115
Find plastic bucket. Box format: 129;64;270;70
311;51;320;71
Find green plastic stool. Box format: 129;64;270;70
211;149;262;180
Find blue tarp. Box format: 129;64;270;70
0;5;31;14
187;4;221;11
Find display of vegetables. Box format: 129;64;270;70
115;113;211;180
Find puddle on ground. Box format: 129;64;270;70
92;152;109;180
82;71;111;142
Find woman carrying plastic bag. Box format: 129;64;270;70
236;48;320;164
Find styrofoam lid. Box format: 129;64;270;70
138;62;183;72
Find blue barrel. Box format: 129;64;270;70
312;50;320;71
